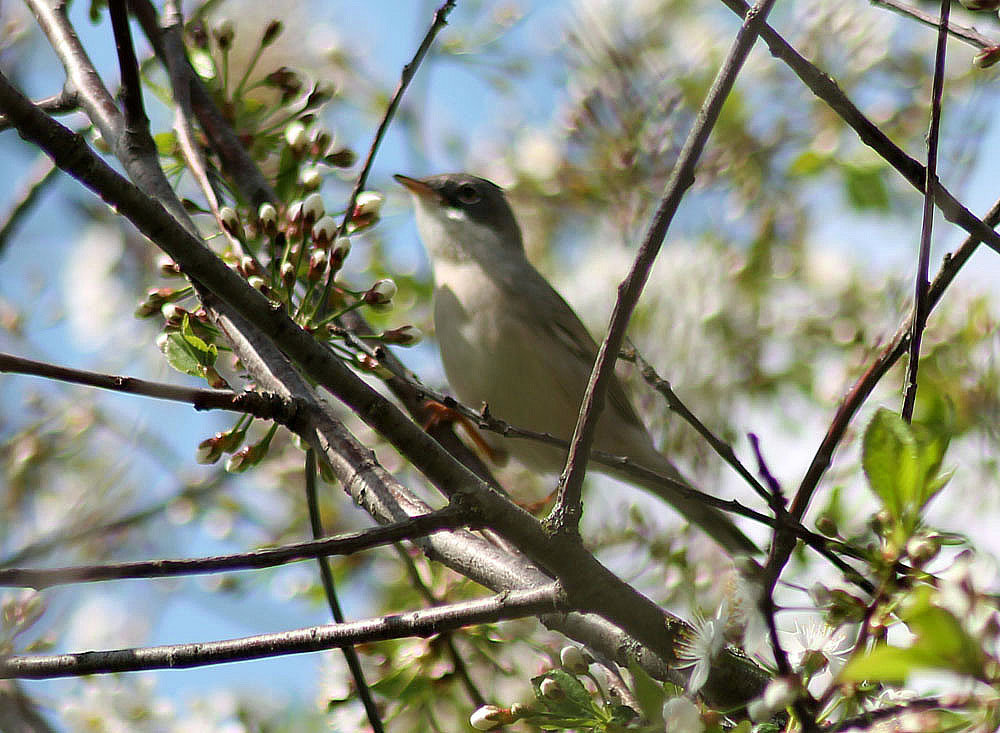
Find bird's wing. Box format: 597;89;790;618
503;261;649;435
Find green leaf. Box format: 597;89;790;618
862;408;918;521
788;150;828;177
181;315;218;366
843;163;890;210
840;644;937;683
841;587;984;683
531;670;598;719
626;656;665;727
159;316;217;378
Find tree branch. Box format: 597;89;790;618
902;0;950;422
0;585;567;679
0;351;298;420
0;508;470;589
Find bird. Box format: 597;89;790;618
395;172;756;556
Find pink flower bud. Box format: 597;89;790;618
362;278;396;307
311;215;338;245
303;192;325;223
308;249;327;282
381;325;422;346
974;45;1000;69
352;191;384;219
469;705;506;730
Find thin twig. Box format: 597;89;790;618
902;0;950;422
0;156;59;257
0;584;566;679
304;450;386;733
315;0;456;316
550;0;781;535
872;0;993;48
624;345;771;504
0;352;298;421
0;507;470;589
108;0;148;129
0;87;79;132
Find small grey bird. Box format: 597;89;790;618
396;173;756;555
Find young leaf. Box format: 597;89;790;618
862;408;918;521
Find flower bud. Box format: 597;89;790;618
213;18;235;49
261;19;283;46
266;67;302;98
304;82;335;110
325;147;356;168
135;288;178;317
906;534;941;566
974;45;1000;69
284;121;308;153
258;203;278;235
219;206;242;238
308;249;327;282
287;200;304;224
330;236;351;268
196;434;224;464
311;215;338;245
300;166;322;190
161;302;187;325
362;278;396;307
239;256;261;278
247;275;268;293
225;445;252;473
280;261;296;288
303;192;325;223
559;645;590;674
353;191;384;218
539;677;564;700
381;325;422;346
310;127;333;155
469;705;505;730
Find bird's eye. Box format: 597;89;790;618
455;184;481;205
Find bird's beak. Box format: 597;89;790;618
394;174;439;201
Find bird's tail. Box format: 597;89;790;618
608;448;759;556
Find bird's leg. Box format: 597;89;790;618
420;399;505;464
